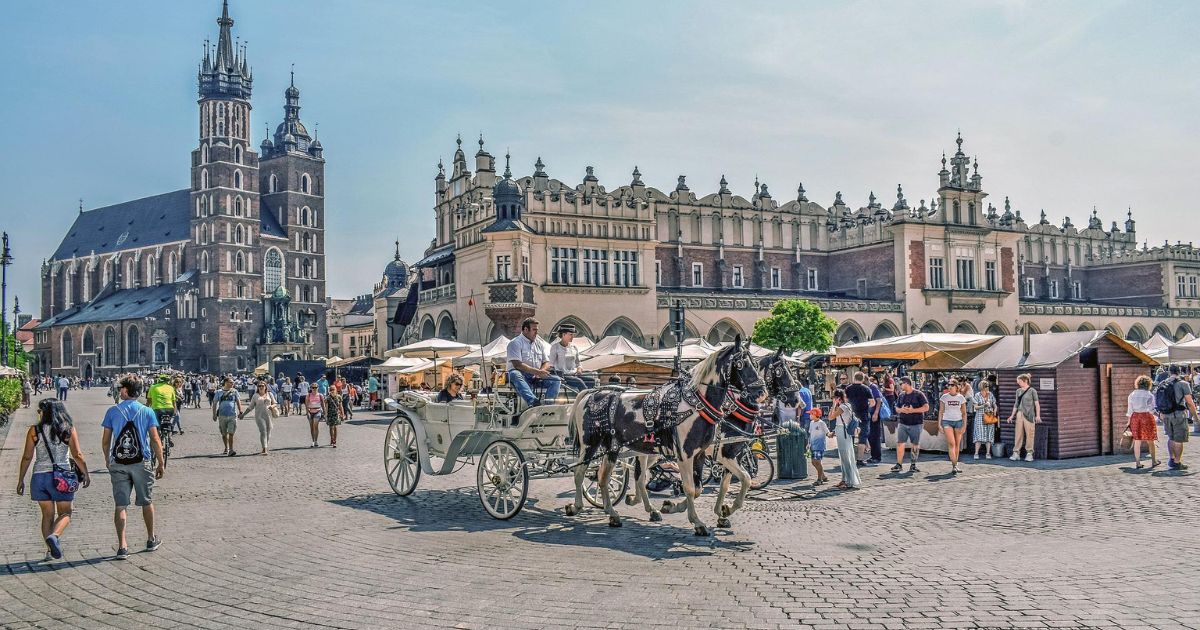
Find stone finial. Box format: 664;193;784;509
534;156;546;177
676;175;688;191
719;175;729;194
759;183;770;198
631;165;642;186
868;191;877;208
797;183;808;202
1040;209;1047;224
834;191;844;206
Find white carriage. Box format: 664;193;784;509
383;391;630;519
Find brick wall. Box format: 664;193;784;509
1086;263;1164;306
828;243;894;299
909;241;925;290
1001;247;1015;293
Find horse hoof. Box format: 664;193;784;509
719;504;732;518
564;504;577;517
625;495;637;506
661;500;674;512
649;511;662;522
717;517;731;528
608;517;622;528
694;525;709;537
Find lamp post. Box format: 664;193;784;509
1;232;12;367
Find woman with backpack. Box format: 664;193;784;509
15;399;91;561
304;388;325;448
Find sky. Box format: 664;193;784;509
2;0;1198;315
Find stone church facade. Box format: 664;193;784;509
32;1;328;377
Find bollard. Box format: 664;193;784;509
776;420;809;479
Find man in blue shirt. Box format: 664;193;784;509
797;378;814;423
316;374;330;396
101;375;166;560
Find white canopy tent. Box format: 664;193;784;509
1140;333;1175;353
377;356;431;372
1168;337;1200;363
833;333;1001;361
581;335;648;358
384;338;480;359
451;335;510;368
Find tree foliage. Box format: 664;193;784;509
751;299;836;353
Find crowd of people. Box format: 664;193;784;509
12;368;380;562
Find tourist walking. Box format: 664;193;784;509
808;412;831;485
828;388;862;490
892;377;929;473
101;375;165;560
56;375;69;401
867;375;885;464
1158;365;1198;470
1007;373;1041;462
212;377;242;456
971;381;998;459
21;378;33;408
304;386;325;448
939;379;968;474
15;399;91;561
324;387;345;447
845;372;874;467
1126;375;1160;468
279;377;293;416
240;381;276;455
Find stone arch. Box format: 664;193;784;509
1152;323;1173;339
550;315;595;341
1177;324;1195;341
1077;322;1096;332
1126;324;1149;344
835;320;866;345
985;321;1010;336
1104;322;1123;338
920;320;945;334
1049;322;1070;333
953;321;978;334
1023;322;1043;334
658;321;701;348
435;311;456;341
82;328;95;354
602;316;645;346
706;318;746;344
419;315;436;341
871;321;900;340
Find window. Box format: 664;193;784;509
928;257;946;289
201;144;208;164
583;249;608;286
269;174;278;193
234;144;243;164
692;262;704;287
1191;276;1198;298
952;201;961;224
984;261;997;292
613;250;638;287
126;326;140;365
265;249;283;291
234;197;243;216
230;309;237;321
300;207;310;226
235;224;245;244
236;329;245;347
244;308;253;322
1024;277;1036;297
301;259;312;279
1072;282;1082;300
235;252;245;272
1049;280;1059;299
771;267;781;289
551;247;578;285
807;268;819;291
234;170;242;190
1178;275;1188;298
521;254;530;281
732;265;744;288
200;169;209;189
301;174;310;194
655;260;661;286
61;330;73;365
496;254;511;281
856;278;867;298
331;333;340;344
955;258;975;290
236;281;246;298
201;333;208;343
104;327;116;365
200;252;210;273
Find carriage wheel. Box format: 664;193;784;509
584;457;631;509
743;448;774;490
385;415;421;496
477;440;528;520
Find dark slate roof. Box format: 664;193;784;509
35;284;177;329
480;218;534;234
349;294;374;316
260;206;287;238
414;246;455;268
51;190;191;261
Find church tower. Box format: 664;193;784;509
190;0;263;373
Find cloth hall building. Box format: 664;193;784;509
409;134;1200;348
32;1;329;377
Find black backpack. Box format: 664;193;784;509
112;407;144;465
1154;377;1180;415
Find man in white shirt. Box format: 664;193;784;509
506;317;561;406
548;323;594;393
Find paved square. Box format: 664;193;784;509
3;389;1198;629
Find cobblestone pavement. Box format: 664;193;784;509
3;389;1199;629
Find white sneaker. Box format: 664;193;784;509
986;452;992;459
1009;454;1019;461
973;454;980;460
1025;454;1034;462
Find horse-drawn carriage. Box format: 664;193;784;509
383;391;630;519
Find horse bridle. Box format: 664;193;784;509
762;359;798;399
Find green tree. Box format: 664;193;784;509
0;322;28;371
752;299;836;353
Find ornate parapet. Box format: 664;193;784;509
656;292;902;313
1019;303;1199;319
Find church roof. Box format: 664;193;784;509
51;190;192;261
260;205;287;238
35;283;177;329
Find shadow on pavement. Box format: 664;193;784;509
2;557;113;575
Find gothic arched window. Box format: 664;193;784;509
234;170;243;190
236;280;246;298
235;251;245;272
234;196;243;216
104;327;116;365
269;174;278;193
264;249;283;292
301;174;310;194
234;144;243;164
201;251;210;273
300;206;310;226
200;169;209;189
235;225;245;244
61;330;73;366
236;328;245;346
126;326;140;365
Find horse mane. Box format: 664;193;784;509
688;344;730;389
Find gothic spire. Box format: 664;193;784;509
503;151;512;179
215;0;235;71
198;0;251;100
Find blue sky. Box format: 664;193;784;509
3;0;1198;313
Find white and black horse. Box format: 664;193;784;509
710;348;800;528
565;336;766;536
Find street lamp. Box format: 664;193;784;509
1;232;12;367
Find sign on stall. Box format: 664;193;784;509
1039;378;1055;391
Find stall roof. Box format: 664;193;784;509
834;333;1001;360
1140;333;1175;353
1168;336;1200;363
959;330;1155;370
581;335;648;358
452;335;510;367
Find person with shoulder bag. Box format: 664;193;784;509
15;399;91;561
972;381;999;459
1006;373;1041;462
240;381;276;455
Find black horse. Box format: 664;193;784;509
566;335;766;536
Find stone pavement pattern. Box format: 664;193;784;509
2;389;1199;629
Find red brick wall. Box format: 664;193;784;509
909;241;925;289
1086;263;1164;306
1001;247;1015;293
828;244;894;299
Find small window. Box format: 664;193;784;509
732;265;744;288
807;268;818;291
234;196;243;217
928;257;946;289
1072;282;1082;300
691;262;704;287
301;174;310;194
234;170;243;190
1049;280;1059;299
236;251;245;272
655;260;662;286
1024;277;1036;298
201;144;208;164
984;261;997;292
1179;275;1189;299
234;144;243;164
770;267;781;289
200;169;209;189
269;174;278;193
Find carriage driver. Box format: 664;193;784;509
506;317;561;407
549;323;596;393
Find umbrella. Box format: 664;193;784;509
452;335;510;368
385;338;480;359
378;356;430;372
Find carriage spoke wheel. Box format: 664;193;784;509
385;416;421;496
584;457;631;509
477;440;528;520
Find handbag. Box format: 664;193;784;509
38;426;80;493
877;397;892;421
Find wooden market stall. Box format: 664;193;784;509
956;330;1156;459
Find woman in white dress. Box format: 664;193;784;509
828;388;862;490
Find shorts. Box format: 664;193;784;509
291;392;300;405
1163;413;1190;443
897;423;923;446
810;447;826;460
109;460;155;507
941;419;964;430
218;415;237;435
30;471;75;502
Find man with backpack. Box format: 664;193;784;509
1156;365;1198;471
101;375;166;560
213;377;243;456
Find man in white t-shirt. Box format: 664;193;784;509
506;317;561;406
548;323;594;393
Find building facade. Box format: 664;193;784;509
410;133;1200;348
33;1;329;377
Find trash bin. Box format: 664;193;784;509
776;420;809;479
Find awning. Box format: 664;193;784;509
834;333;1001;361
452;335;511;367
414;246;455;268
384;338;480;359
